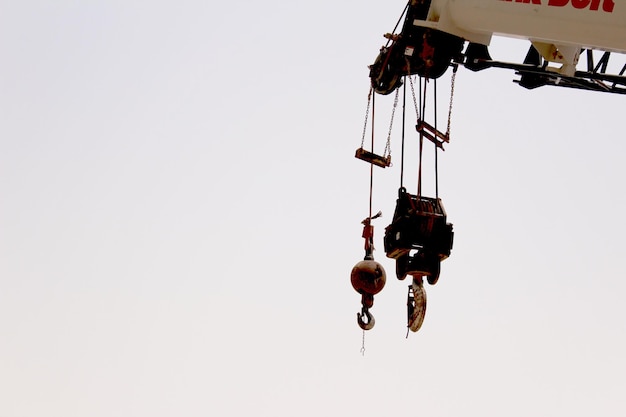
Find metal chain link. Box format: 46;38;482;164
360;329;366;356
408;75;420;121
405;58;421;121
360;87;374;149
383;86;400;158
446;64;458;137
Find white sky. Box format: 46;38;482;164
2;1;626;416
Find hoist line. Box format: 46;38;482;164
434;78;439;200
419;76;423;119
400;79;407;189
385;3;411;48
369;91;375;222
417;77;427;198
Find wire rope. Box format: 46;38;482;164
400;79;407;188
369;92;375;222
434;78;439;199
385;3;411;47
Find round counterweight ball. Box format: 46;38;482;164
351;259;386;295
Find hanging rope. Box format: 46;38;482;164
417;77;428;197
369;92;375;221
400;79;407;189
405;67;457;199
434;78;439;199
402;59;421;193
384;3;411;47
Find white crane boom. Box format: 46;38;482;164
369;0;626;95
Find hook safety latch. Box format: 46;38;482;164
357;307;375;330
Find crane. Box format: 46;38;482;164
370;0;626;94
351;0;626;342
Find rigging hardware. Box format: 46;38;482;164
351;213;387;332
407;277;427;335
350;71;455;337
355;86;399;168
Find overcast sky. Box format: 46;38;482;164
2;1;626;416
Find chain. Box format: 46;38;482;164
360;329;366;356
360;87;374;149
383;86;400;158
446;64;458;137
408;75;420;121
405;58;421;121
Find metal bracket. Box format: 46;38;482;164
355;148;391;168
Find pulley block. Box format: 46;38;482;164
384;187;453;283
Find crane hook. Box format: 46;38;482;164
357;307;375;330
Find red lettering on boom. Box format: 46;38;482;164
603;0;615;12
536;0;615;11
